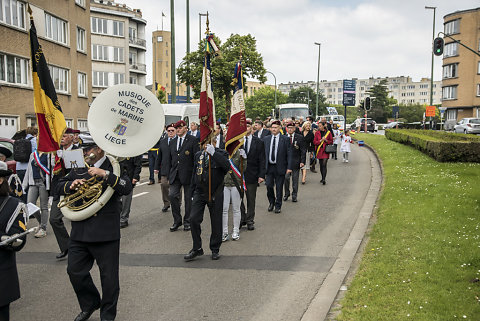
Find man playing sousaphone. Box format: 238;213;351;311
56;134;132;321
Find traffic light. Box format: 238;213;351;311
433;37;444;56
364;97;371;111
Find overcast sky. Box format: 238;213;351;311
129;0;479;86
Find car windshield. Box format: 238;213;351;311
469;119;480;124
279;108;309;120
165;115;181;125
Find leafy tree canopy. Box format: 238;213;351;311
245;86;288;120
287;86;328;117
359;79;397;122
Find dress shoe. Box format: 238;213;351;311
183;224;191;231
161;205;170;212
283;194;289;201
247;223;255;230
56;250;68;260
148;181;154;185
301;181;305;185
292;197;297;202
268;204;274;212
184;248;204;261
211;252;220;260
74;305;99;321
321;180;326;185
274;207;281;213
169;223;182;232
120;221;128;229
240;221;247;228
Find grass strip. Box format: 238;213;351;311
337;133;480;321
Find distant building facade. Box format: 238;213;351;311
0;0;92;137
441;7;480;130
278;76;442;108
244;80;275;98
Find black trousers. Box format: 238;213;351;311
190;189;223;253
266;164;285;209
169;178;192;226
284;168;300;198
67;240;120;320
148;150;160;182
244;182;258;224
319;159;328;181
49;198;70;252
0;304;9;321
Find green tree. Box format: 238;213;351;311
287;86;328;116
177;34;267;117
245;87;288;120
361;79;396;122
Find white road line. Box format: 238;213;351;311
136;182;149;187
133;192;149;198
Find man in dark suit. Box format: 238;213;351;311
147;137;161;185
154;123;176;213
167;120;199;231
242;120;265;230
184;136;230;261
214;122;225;149
284;122;306;202
57;135;132;321
254;120;270;139
263;120;292;213
119;155;142;228
187;121;200;139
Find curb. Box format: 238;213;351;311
300;141;383;321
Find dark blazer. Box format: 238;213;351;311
191;148;230;197
188;130;201;139
255;128;271;139
154;136;173;177
285;133;306;169
263;134;292;175
168;134;200;185
244;135;266;184
119;155;142;183
57;157;132;242
0;196;27;307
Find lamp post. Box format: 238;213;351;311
186;0;190;102
266;71;277;109
425;6;436;129
198;13;207;43
314;42;321;119
170;0;176;103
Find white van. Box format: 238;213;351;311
316;114;345;130
162;103;200;127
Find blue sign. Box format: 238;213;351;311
342;79;356;106
168;95;188;103
392;106;399;118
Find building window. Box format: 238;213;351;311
92;71;108;87
76;27;85;52
478;61;480;74
0;0;26;29
129;76;137;84
77;119;88;132
166;49;168;56
477;84;480;97
45;13;68;45
0;52;28;85
444;19;459;35
129;51;137;65
75;0;85;7
113;73;124;85
446;109;457;121
77;72;86;97
129;27;137;40
48;65;69;94
92;44;109;61
157;36;162;42
443;63;458;79
113;20;124;37
166;72;168;78
442;86;457;100
113;47;124;63
444;43;458;58
91;17;107;35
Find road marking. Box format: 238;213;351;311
133;192;149;198
136;181;149;187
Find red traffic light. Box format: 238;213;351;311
433;37;444;56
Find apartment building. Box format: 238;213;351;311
90;0;146;100
278;76;442;107
441;7;480;130
244;80;275;98
0;0;92;137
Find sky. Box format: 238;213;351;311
129;0;480;86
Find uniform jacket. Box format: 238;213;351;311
285;133;307;169
191;148;230;198
263;134;293;175
0;196;27;306
119;156;142;183
254;128;271;139
313;130;334;160
154;136;173;177
57;157;132;242
244;135;265;184
168;134;200;185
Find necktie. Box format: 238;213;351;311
178;138;183;151
271;136;276;162
245;136;249;155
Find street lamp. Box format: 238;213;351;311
186;0;190;102
299;90;310;114
425;6;436;130
198;13;207;43
314;42;321;119
266;71;277;109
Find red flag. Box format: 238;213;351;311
225;61;247;157
199;44;216;145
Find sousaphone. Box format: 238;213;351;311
60;84;165;221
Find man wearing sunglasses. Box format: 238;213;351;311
154;123;176;213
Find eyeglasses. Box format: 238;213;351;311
167;129;175;132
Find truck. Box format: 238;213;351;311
162;103;200;127
276;103;310;121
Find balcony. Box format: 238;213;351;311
129;63;147;74
129;37;146;48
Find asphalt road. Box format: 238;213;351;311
12;144;375;321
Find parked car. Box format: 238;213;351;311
384;121;404;129
0;138;16;173
454;118;480;134
350;118;377;132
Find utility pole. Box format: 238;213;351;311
314;42;321;119
186;0;190;103
266;71;277;110
170;0;176;103
425;6;436;129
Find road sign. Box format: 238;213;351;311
425;105;436;117
342;79;356;106
438;107;447;114
326;107;338;115
392;106;399;118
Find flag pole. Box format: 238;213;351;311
205;13;212;203
239;48;245;196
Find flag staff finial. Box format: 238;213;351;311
205;12;210;34
27;4;33;19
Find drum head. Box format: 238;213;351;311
88;84;165;157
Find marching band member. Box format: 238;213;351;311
57;134;132;321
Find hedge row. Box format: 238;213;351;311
385;129;480;162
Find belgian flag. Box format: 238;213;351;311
28;6;66;153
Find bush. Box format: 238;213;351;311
385;129;480;162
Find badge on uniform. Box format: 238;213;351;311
185;150;190;155
294;141;299;149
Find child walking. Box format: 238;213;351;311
340;130;353;163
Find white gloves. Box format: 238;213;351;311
206;144;215;156
1;234;23;247
239;149;247;159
